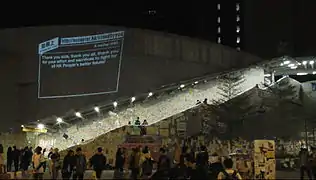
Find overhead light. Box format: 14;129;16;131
94;106;100;113
283;60;291;65
264;74;271;77
310;61;314;65
75;112;82;118
56;117;63;123
148;92;153;97
290;66;297;69
113;101;118;107
194;81;198;84
180;84;185;88
303;61;308;65
131;97;136;103
297;72;308;76
37;123;45;130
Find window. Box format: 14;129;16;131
217;37;221;44
236;37;240;43
236;26;240;33
236;3;240;11
236;15;240;22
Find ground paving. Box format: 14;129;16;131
12;169;301;179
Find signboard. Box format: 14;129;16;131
22;127;47;133
253;140;276;179
38;31;125;98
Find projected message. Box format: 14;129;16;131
38;31;124;98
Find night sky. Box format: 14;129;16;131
0;0;316;131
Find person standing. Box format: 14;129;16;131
299;147;312;180
73;147;86;180
114;148;125;179
6;147;12;172
217;158;242;180
12;146;20;172
62;150;75;180
21;146;31;177
0;144;4;174
89;147;106;180
50;148;61;180
32;146;45;180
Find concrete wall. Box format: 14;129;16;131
302;80;316;100
0;26;262;131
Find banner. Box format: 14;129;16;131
253;140;276;179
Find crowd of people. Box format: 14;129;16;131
0;142;246;180
123;144;243;180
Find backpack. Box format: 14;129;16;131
222;170;238;180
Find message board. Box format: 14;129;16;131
37;31;124;98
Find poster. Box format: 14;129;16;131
254;140;276;179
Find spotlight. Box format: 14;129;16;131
283;60;290;65
75;112;82;118
194;81;198;84
131;97;136;103
113;101;118;107
56;117;63;123
94;106;100;113
37;123;44;130
180;84;185;88
21;125;24;128
148;92;153;97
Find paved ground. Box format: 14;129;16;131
10;169;303;179
276;170;300;179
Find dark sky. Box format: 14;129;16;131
2;1;316;58
0;0;316;131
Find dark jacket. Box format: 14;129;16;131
90;153;106;170
115;153;124;169
62;155;76;173
74;154;87;174
157;154;170;171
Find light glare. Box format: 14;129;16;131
113;101;118;107
56;117;63;123
131;97;136;102
75;112;82;118
148;92;153;97
37;123;44;130
94;106;100;113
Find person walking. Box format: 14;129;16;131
6;147;12;172
89;147;106;180
62;150;75;180
73;147;86;180
50;148;61;180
